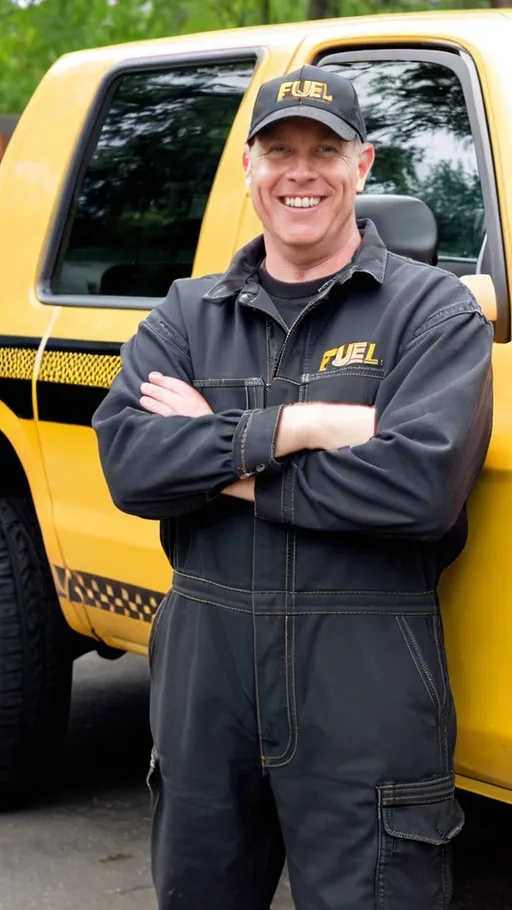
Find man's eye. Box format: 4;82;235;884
318;145;336;153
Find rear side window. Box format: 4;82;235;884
52;59;255;298
322;59;485;268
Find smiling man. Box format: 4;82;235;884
93;65;493;910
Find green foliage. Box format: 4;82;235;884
0;0;493;113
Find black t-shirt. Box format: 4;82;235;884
258;267;337;330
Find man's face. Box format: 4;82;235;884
243;118;374;258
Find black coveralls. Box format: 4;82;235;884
93;221;493;910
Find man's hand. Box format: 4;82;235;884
140;373;212;418
275;402;375;457
223;403;375;504
222;478;256;501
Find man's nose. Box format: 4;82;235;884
286;153;316;181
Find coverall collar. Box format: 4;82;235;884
202;218;388;304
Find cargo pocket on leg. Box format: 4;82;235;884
375;773;464;910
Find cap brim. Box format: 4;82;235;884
247;106;358;142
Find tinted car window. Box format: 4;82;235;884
53;59;254;298
324;59;485;264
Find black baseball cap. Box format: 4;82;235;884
247;64;367;144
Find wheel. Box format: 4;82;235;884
0;497;73;809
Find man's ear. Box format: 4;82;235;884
356;143;375;193
243;144;252;193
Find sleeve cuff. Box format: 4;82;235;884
254;461;294;524
232;405;284;479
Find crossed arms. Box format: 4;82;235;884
92;295;493;540
139;372;375;503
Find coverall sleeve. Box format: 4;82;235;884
92;285;283;520
254;302;494;541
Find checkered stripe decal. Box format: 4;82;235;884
0;346;37;380
39;350;121;389
53;566;165;623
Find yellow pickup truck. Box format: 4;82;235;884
0;8;509;808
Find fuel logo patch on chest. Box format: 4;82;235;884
319;342;381;372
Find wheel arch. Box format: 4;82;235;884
0;409;93;642
0;430;32;498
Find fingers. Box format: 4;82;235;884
140;395;175;418
142;373;213;418
140;380;177;402
148;373;190;395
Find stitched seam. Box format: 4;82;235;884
376;788;385;910
172;571;434;596
292;528;297;603
284;531;290;611
304;368;385;382
268;616;299;769
265;318;271;385
267;534;299;761
146;319;189;357
396;616;440;712
193;377;263;388
251;514;265;767
269;405;284;464
174;590;253;613
273;376;300;386
171;590;436;616
380;773;454;796
267;615;292;761
433;615;448;709
282;466;294;524
382;794;453;806
433;614;450;773
147;592;171;669
382;828;447;844
410;303;487;342
240;410;256;475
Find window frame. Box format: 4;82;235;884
38;49;261;312
317;46;508;342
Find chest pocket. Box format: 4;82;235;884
299;365;384;406
193;377;265;412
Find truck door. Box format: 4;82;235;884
35;53;257;651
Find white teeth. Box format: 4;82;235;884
284;196;321;208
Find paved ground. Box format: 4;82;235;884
0;652;510;909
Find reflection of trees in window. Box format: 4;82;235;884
328;60;485;260
55;60;254;295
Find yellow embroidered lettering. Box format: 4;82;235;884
319;348;338;372
291;80;312;98
332;343;353;367
277;80;333;103
277;81;293;102
351;342;367;364
364;343;379;365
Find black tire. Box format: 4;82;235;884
0;497;73;809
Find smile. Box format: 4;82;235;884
280;196;324;209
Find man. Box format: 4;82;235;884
93;64;493;910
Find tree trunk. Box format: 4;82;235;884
308;0;339;19
260;0;271;23
490;0;511;6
